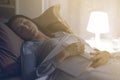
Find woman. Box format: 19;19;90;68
8;15;111;80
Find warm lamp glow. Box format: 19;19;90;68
87;11;110;41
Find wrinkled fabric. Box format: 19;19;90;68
21;40;44;80
21;39;57;80
21;33;86;80
36;34;84;78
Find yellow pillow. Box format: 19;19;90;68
33;4;73;37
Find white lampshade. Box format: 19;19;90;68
87;11;110;41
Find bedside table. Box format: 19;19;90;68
85;39;120;53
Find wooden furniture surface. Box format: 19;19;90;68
0;0;15;19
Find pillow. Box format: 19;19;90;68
0;23;23;77
7;15;48;41
33;4;73;37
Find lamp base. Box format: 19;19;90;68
94;33;102;49
95;33;101;43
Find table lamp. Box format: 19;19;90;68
87;11;110;42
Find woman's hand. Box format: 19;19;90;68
55;42;85;63
90;51;111;68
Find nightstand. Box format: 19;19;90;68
85;39;120;53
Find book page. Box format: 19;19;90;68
53;54;92;77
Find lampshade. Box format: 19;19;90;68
87;11;110;34
87;11;110;42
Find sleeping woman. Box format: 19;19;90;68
7;15;120;80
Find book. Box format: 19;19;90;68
53;53;92;77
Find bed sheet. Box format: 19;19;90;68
78;58;120;80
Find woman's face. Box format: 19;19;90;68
11;17;39;39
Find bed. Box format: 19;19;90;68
1;4;120;80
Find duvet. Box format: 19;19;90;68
21;33;120;80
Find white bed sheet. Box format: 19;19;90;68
79;58;120;80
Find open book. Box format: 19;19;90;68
53;53;92;77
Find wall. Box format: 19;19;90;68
77;0;120;39
56;0;120;39
17;0;42;18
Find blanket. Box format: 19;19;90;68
21;33;120;80
21;33;85;80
